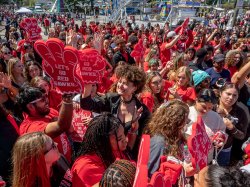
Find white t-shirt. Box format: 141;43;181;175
185;106;226;163
185;106;226;137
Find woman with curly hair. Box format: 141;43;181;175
146;100;195;179
225;50;244;77
80;64;150;159
71;113;130;187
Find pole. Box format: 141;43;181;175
232;0;241;27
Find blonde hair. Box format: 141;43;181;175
145;47;158;62
173;53;185;71
12;132;51;187
175;66;192;87
7;57;25;83
145;100;189;157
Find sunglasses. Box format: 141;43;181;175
44;141;57;154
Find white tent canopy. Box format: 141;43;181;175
15;7;33;14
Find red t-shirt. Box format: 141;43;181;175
163;80;174;101
20;109;72;163
177;86;196;103
160;43;177;66
140;92;155;113
225;66;237;78
71;154;106;187
44;18;50;27
48;90;62;111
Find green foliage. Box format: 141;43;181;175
63;0;94;12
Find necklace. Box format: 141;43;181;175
121;97;134;104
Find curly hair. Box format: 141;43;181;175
173;53;185;71
225;50;244;69
99;159;136;187
145;100;189;158
145;47;158;62
78;113;123;168
115;64;146;94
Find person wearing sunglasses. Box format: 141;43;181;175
12;132;72;187
140;71;164;113
185;89;226;164
17;86;73;163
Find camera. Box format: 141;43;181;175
226;114;239;125
215;78;227;88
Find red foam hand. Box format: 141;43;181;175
77;48;106;84
181;18;189;30
34;38;83;94
187;116;212;171
20;18;41;42
131;39;145;60
133;135;150;187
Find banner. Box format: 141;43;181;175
187;116;212;171
71;109;92;142
19;18;42;42
77;48;107;84
34;38;83;94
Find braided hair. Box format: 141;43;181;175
99;159;136;187
78;112;122;168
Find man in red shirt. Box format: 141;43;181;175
160;31;180;67
17;86;73;162
44;17;50;35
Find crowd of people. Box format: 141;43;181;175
0;5;250;187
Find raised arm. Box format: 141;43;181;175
45;94;73;138
231;60;250;89
80;84;110;113
165;35;180;49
